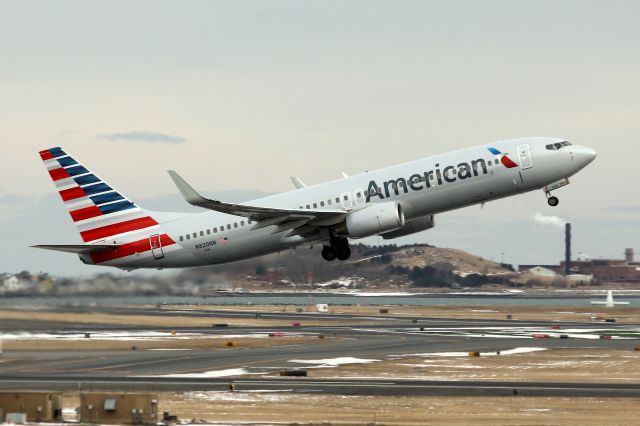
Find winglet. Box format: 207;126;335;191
167;170;214;208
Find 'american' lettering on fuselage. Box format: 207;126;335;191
366;158;489;201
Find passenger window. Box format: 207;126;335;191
328;199;332;205
200;231;204;236
186;234;190;240
241;221;245;226
320;201;325;207
227;224;231;230
179;236;184;242
213;227;217;233
335;197;340;203
343;195;348;200
192;233;197;238
206;229;211;235
233;223;238;228
313;203;317;208
306;204;310;209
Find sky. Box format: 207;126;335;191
1;0;639;276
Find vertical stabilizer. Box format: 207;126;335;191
38;147;176;266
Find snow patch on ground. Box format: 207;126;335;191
289;357;379;367
393;347;547;358
346;292;417;297
156;368;251;378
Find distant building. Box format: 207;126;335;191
560;259;640;283
521;248;640;283
566;274;594;284
0;275;26;293
518;264;558;273
527;266;557;277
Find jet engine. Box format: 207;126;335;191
345;202;405;238
381;215;435;239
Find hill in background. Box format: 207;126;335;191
3;244;581;296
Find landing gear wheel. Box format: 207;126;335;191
328;236;351;261
321;246;336;261
336;246;351;261
547;196;559;207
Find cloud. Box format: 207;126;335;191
98;131;187;144
0;193;35;220
532;213;566;229
0;193;29;204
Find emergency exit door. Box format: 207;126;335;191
518;144;533;169
149;234;164;259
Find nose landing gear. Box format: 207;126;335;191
543;178;569;207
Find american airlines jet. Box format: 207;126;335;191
34;138;596;270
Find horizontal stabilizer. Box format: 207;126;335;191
32;244;119;254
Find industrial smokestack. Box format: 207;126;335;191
565;223;571;276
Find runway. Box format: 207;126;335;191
1;306;639;397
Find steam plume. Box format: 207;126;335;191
533;213;566;229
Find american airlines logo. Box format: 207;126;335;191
366;149;513;202
488;147;518;168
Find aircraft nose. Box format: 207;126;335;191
572;145;597;167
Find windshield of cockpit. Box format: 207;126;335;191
545;141;572;150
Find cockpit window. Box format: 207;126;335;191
545;141;572;150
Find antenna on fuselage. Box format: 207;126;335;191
290;176;307;189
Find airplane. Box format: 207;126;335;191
33;137;596;270
591;290;629;307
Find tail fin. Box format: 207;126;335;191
39;147;160;243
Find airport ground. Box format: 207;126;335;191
1;303;640;424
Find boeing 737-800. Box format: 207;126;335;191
34;137;596;270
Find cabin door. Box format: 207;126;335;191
149;234;164;260
518;144;533;169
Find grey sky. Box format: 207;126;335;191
1;1;639;276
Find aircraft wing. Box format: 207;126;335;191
168;171;347;231
32;244;120;254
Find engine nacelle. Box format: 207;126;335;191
381;215;435;239
345;202;405;238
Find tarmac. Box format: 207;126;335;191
1;306;639;397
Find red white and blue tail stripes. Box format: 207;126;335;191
39;147;175;264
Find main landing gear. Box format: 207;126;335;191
322;236;351;261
